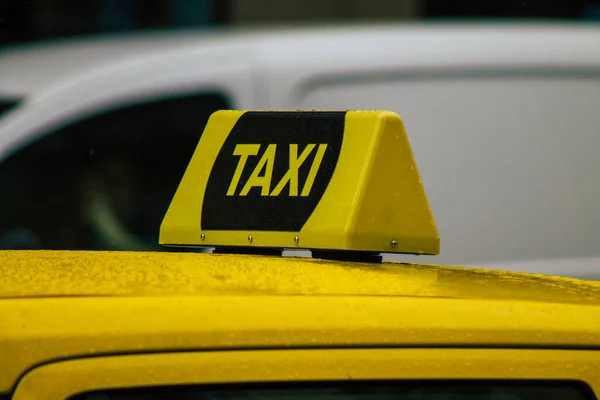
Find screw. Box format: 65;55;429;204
390;240;398;248
248;235;253;243
200;233;205;240
294;236;299;244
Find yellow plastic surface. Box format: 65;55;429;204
3;250;600;393
160;110;439;254
13;349;600;400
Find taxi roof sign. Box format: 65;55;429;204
160;110;439;256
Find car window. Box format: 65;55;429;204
0;92;230;250
0;97;21;118
69;381;595;400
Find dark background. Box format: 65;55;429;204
1;0;600;46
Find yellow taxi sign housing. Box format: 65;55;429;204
160;110;439;255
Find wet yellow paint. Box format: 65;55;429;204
2;250;600;394
1;250;600;304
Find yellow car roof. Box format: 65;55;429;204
2;250;600;394
2;250;600;303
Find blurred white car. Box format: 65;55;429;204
1;23;600;278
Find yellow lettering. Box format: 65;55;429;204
270;144;315;197
227;144;260;196
301;144;327;196
240;144;276;196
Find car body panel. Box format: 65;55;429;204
0;30;253;96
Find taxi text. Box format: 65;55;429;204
226;144;327;197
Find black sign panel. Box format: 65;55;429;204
202;111;345;231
